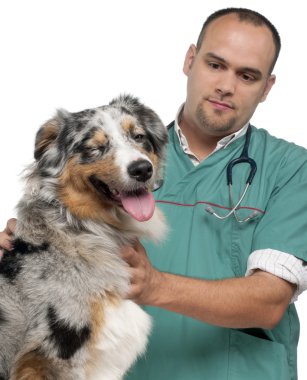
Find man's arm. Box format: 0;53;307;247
0;218;16;258
122;241;296;329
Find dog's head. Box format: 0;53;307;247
32;95;168;226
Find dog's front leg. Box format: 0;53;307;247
10;351;60;380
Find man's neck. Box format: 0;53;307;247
179;121;221;161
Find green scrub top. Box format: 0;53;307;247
125;124;307;380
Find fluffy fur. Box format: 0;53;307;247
0;95;168;380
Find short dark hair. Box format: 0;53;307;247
196;8;281;73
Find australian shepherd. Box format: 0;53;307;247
0;95;168;380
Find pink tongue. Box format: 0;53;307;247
120;190;155;222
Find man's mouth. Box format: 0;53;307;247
208;99;234;111
89;176;155;222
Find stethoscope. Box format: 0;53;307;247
205;124;259;223
154;123;259;223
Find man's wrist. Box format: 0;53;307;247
146;269;168;307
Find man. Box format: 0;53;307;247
121;8;307;380
1;7;307;380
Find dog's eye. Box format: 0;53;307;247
87;147;100;154
97;144;109;154
133;134;145;143
83;144;109;157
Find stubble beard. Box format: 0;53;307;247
196;102;236;135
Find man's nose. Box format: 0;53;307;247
215;71;236;96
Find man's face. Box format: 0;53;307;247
182;14;276;137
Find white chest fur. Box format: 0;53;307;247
90;300;151;380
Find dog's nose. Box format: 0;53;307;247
127;160;153;182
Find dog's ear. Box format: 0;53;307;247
34;119;60;161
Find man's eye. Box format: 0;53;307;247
208;62;222;70
241;73;255;82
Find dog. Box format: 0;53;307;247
0;95;168;380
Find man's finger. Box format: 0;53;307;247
125;283;140;301
4;218;17;235
121;246;140;267
0;233;13;251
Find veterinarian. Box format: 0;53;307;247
1;7;307;380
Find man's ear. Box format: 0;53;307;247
260;74;276;103
183;44;197;75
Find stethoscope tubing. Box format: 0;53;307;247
207;124;258;223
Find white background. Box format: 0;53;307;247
0;0;306;377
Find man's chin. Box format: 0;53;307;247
196;106;236;135
199;119;237;136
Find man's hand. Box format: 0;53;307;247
0;218;17;259
121;241;164;305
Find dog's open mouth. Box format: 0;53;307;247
89;176;155;222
